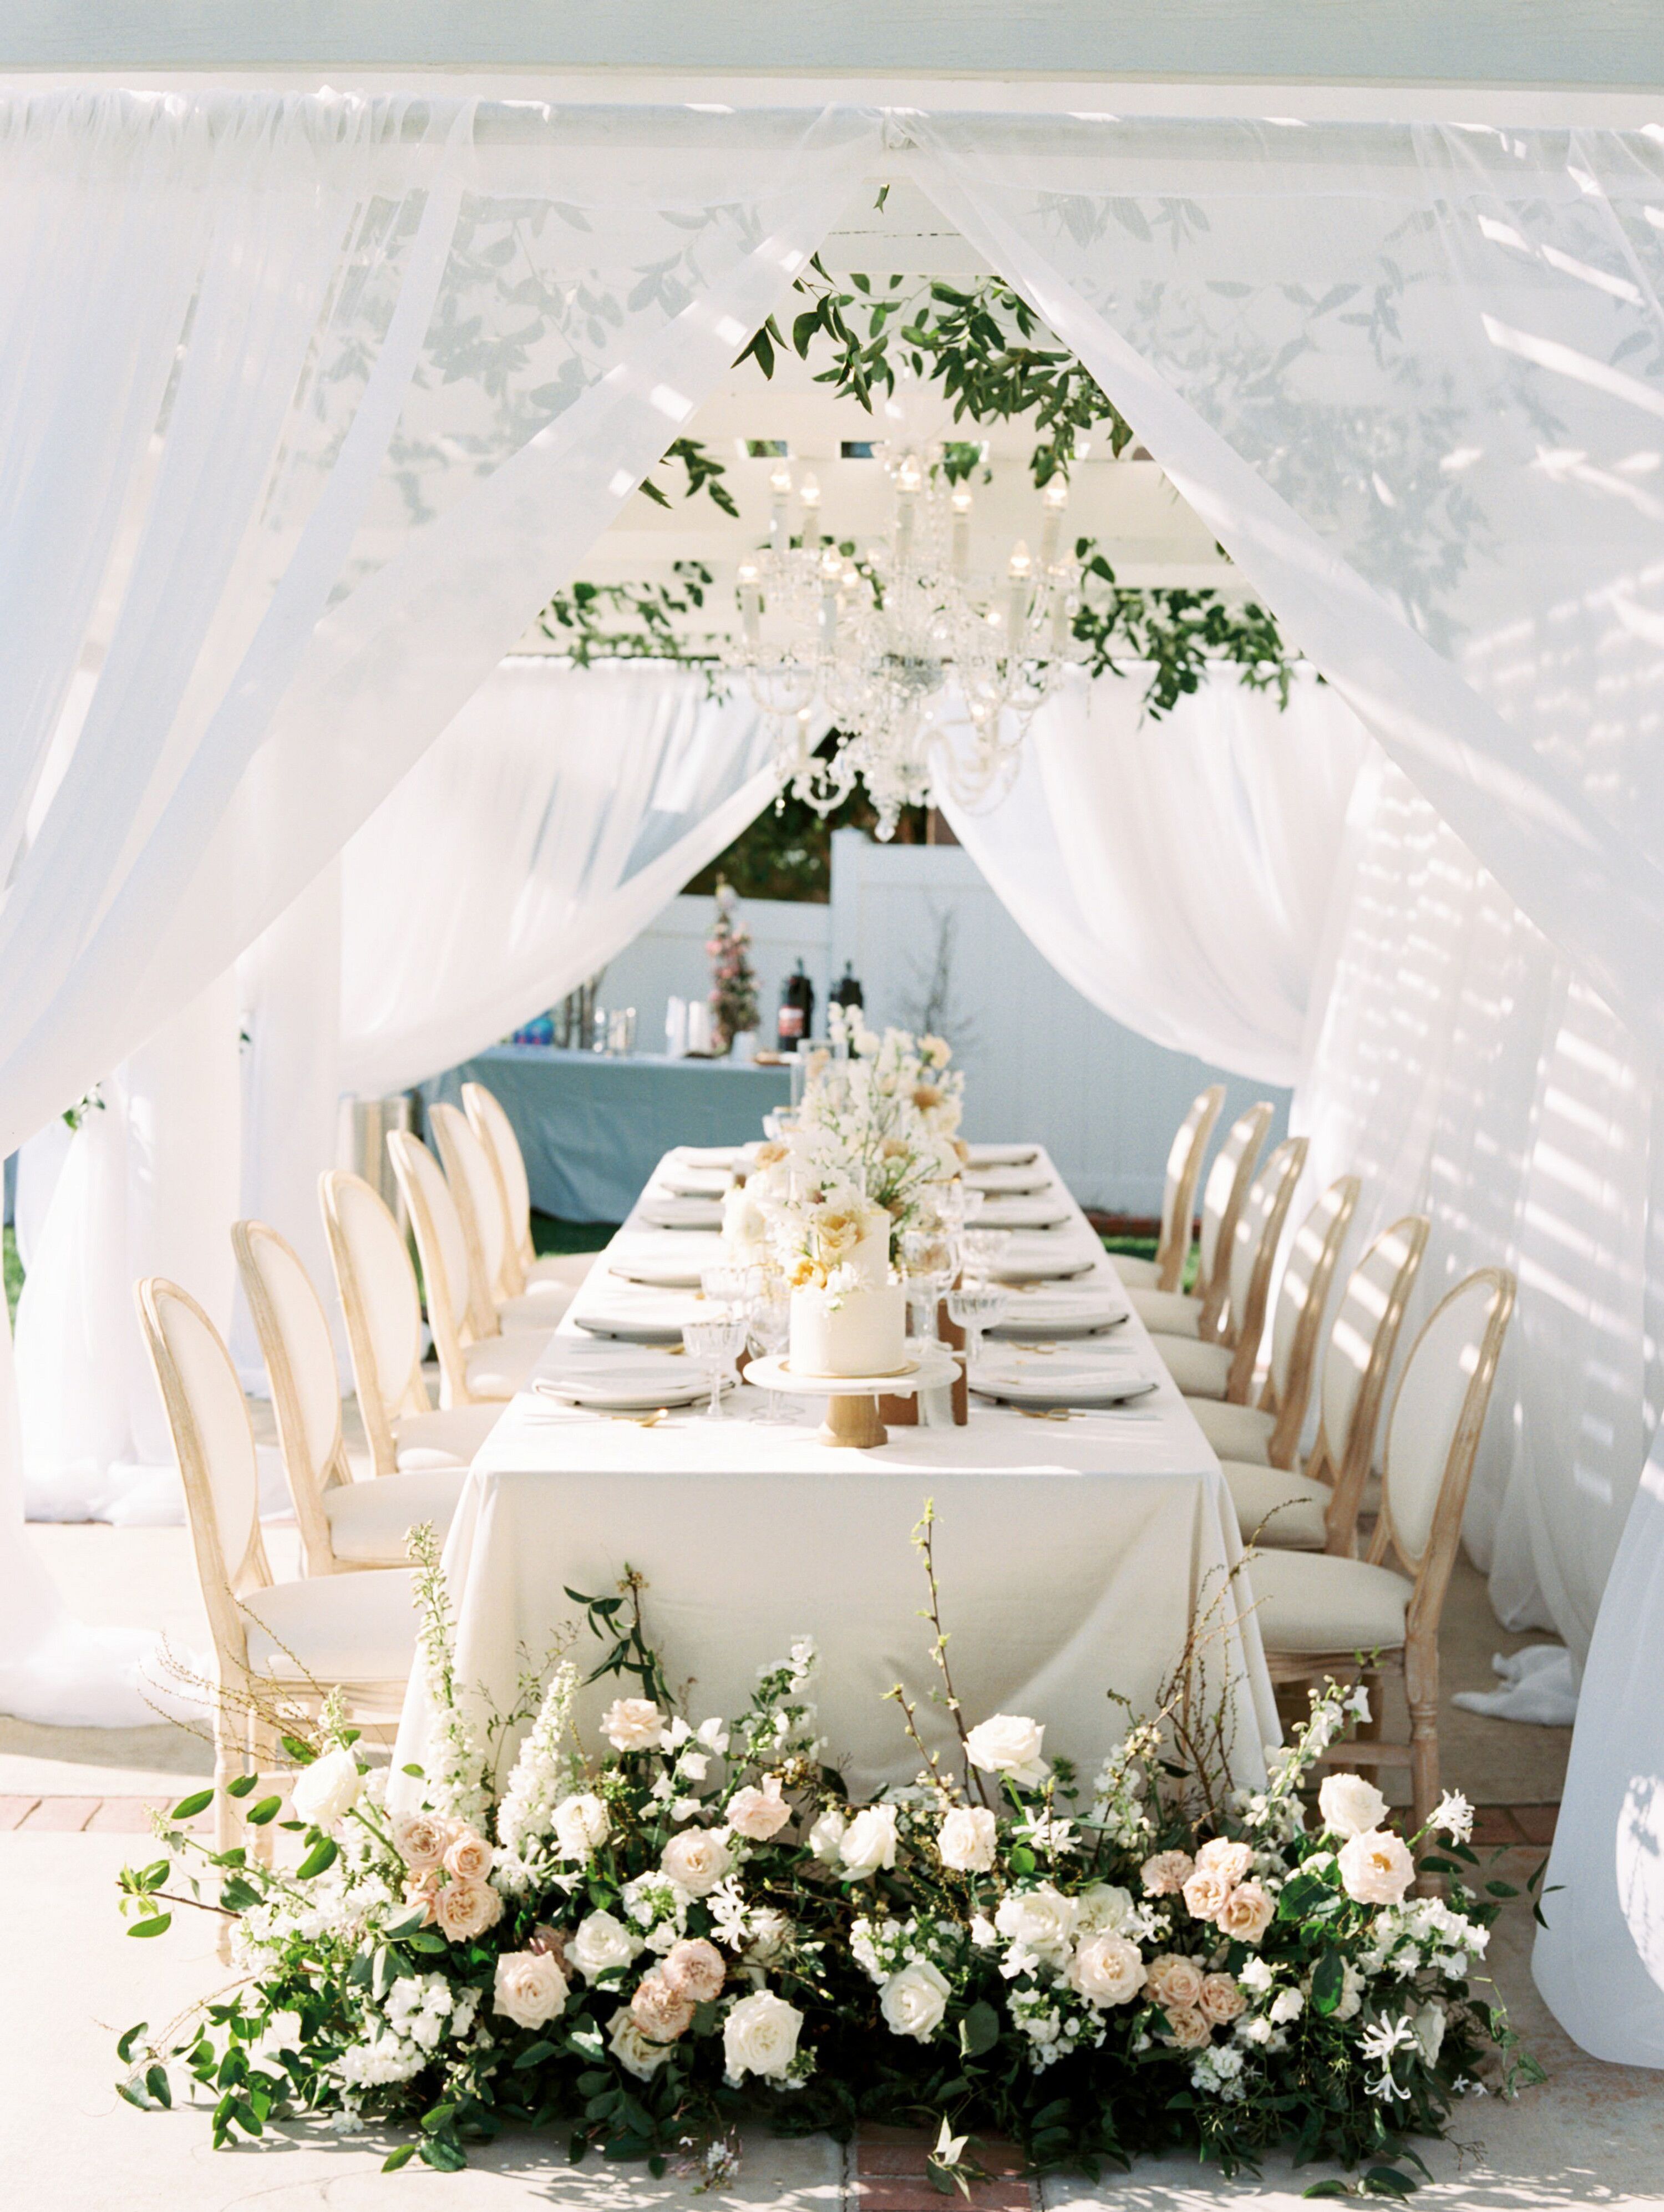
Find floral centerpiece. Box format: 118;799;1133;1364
115;1514;1539;2185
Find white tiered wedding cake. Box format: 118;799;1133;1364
788;1217;907;1377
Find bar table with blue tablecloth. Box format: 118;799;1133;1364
420;1046;792;1223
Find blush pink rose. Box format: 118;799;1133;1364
1140;1850;1195;1896
1194;1837;1254;1887
1161;2004;1213;2050
1216;1880;1275;1945
443;1827;494;1882
435;1875;504;1943
629;1967;697;2044
1199;1972;1246;2025
727;1780;792;1842
1144;1953;1205;2015
660;1937;726;2005
1181;1866;1234;1925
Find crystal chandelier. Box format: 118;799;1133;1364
726;448;1084;838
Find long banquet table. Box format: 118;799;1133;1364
393;1146;1277;1804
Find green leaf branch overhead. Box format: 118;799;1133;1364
535;268;1304;719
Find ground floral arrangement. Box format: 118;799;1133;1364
116;1514;1541;2190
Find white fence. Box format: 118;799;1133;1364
600;829;1286;1214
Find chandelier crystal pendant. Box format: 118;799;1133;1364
725;448;1085;838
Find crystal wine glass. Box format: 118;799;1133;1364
746;1287;792;1424
958;1227;1012;1287
946;1285;1010;1386
901;1225;956;1347
682;1314;746;1419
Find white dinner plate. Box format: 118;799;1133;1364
991;1244;1099;1285
609;1255;713;1290
677;1145;743;1169
657;1167;732;1198
637;1198;724;1230
533;1349;709;1411
573;1288;707;1343
966;1143;1041;1168
988;1290;1129;1338
978;1197;1073;1230
970;1353;1159;1408
966;1165;1053;1195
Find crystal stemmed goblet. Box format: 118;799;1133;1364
746;1290;792;1423
900;1226;956;1347
682;1313;747;1419
946;1284;1010;1387
958;1227;1011;1287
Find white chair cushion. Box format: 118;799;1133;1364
1153;1335;1233;1399
393;1403;503;1471
527;1252;597;1292
322;1470;466;1565
1188;1399;1277;1464
1129;1287;1200;1336
1250;1549;1412;1656
242;1569;418;1685
1109;1254;1160;1289
500;1288;572;1331
463;1331;547;1400
1222;1462;1330;1550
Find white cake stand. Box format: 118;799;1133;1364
744;1344;961;1448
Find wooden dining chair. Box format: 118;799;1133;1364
233;1219;469;1575
429;1100;573;1336
462;1079;595;1302
1146;1135;1308;1401
387;1132;552;1408
318;1169;505;1479
1181;1175;1359;1460
1201;1214;1430;1554
1127;1102;1273;1343
1250;1268;1516;1833
1109;1083;1226;1293
135;1276;417;1936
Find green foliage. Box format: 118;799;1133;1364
535;562;721;672
684;768;928;904
1071;539;1302;716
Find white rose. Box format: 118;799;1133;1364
608;2007;671;2080
840;1804;899;1876
1073;1883;1133;1936
291;1746;362;1831
1338;1828;1416;1907
1317;1772;1389;1840
568;1910;643;1982
879;1959;951;2042
601;1698;665;1752
808;1808;848;1864
1269;1987;1305;2026
660;1828;733;1898
493;1949;569;2031
1068;1931;1146;2008
965;1714;1049;1789
937;1807;997;1873
552;1792;611;1861
722;1988;804;2083
1413;2000;1447;2066
993;1884;1078;1964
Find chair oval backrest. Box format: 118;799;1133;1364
1319;1214;1430;1470
320;1169;428;1474
464;1082;531;1294
1381;1269;1515;1575
388;1132;476;1402
1198;1102;1272;1321
135;1278;266;1668
1268;1176;1360;1407
430;1100;506;1336
1156;1084;1225;1291
233;1221;344;1575
1226;1137;1306;1332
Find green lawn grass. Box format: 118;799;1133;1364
530;1211;618;1257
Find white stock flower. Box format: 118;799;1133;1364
291;1747;362;1831
879;1959;951;2042
1317;1773;1389;1840
965;1714;1049;1789
568;1910;642;1982
937;1806;997;1873
993;1884;1078;1965
601;1698;665;1752
840;1804;899;1876
1430;1790;1475;1845
723;1988;804;2082
552;1793;611;1861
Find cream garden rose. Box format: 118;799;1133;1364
727;1779;792;1841
965;1714;1049;1789
435;1876;503;1944
660;1827;734;1897
551;1792;611;1861
1318;1772;1390;1840
1140;1849;1195;1896
568;1910;642;1981
722;1988;804;2083
291;1747;362;1832
1162;2005;1213;2051
608;2008;671;2081
1144;1953;1205;2015
1073;1883;1134;1936
937;1806;997;1873
1199;1972;1246;2026
1338;1828;1416;1906
1216;1880;1274;1945
839;1804;899;1876
1181;1865;1234;1926
661;1937;726;2005
492;1948;569;2031
601;1698;665;1752
1194;1836;1253;1886
879;1959;951;2042
392;1812;453;1871
994;1884;1077;1965
443;1828;494;1883
1067;1932;1146;2008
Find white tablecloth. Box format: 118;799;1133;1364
393;1147;1277;1803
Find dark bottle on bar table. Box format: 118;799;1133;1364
777;959;815;1048
830;961;864;1013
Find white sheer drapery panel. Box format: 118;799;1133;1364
232;860;346;1394
1292;750;1664;1660
936;665;1366;1085
912;120;1664;1059
341;661;788;1099
16;972;245;1526
0;95;878;1159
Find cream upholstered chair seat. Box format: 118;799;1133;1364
392;1403;503;1471
241;1567;420;1684
498;1287;569;1333
1152;1336;1233;1399
1250;1547;1413;1652
461;1330;546;1401
1128;1288;1200;1337
1190;1399;1276;1463
1222;1462;1331;1550
1110;1252;1160;1290
321;1467;468;1566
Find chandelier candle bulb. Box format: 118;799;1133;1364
800;473;821;548
737;561;762;646
1007;541;1033;653
951;483;973;578
768;460;793;550
1039;476;1069;570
